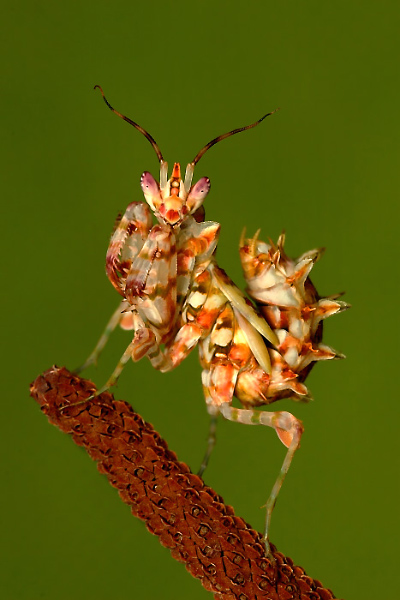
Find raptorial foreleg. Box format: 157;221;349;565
148;268;226;372
218;403;303;556
106;202;153;295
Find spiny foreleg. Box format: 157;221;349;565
148;222;221;372
106;202;153;295
124;225;177;331
93;225;179;385
218;403;303;557
76;202;153;375
149;267;226;372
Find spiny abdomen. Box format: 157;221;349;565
239;232;349;403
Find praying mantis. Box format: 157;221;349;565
75;87;347;556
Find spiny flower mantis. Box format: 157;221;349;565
74;87;347;555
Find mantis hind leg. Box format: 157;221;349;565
197;410;218;477
218;403;303;557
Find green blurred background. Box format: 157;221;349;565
2;1;398;598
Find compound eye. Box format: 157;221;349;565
141;171;160;210
187;177;211;212
141;171;159;196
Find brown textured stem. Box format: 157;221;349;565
30;366;340;600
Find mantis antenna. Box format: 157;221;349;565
94;85;164;163
191;108;279;166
